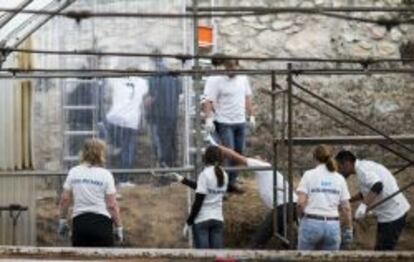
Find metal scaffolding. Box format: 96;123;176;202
0;0;413;250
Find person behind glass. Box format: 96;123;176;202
296;145;353;250
203;56;255;192
57;138;123;247
184;146;228;249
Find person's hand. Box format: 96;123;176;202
169;172;184;183
205;117;215;133
354;203;367;220
182;224;189;238
57;218;69;239
342;228;353;249
248;116;256;130
114;226;124;243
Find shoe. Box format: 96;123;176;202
205;133;218;146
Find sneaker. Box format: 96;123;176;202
205;133;218;146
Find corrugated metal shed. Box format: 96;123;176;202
0;176;36;245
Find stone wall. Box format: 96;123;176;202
209;0;414;167
30;0;414;170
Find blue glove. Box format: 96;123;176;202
57;219;69;239
342;228;353;249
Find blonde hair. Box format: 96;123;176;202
313;145;337;172
80;138;107;167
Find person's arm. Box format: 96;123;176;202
350;192;363;203
204;101;214;118
217;144;248;166
245;95;255;118
182;177;197;190
364;182;383;206
58;190;72;219
296;191;308;218
340;200;353;230
186;193;206;225
105;194;122;227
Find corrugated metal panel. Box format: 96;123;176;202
0;176;36;245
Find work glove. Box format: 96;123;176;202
182;224;189;238
114;226;124;243
354;203;367;220
57;218;69;239
341;228;353;249
248;116;256;130
205;117;215;133
205;133;218;146
169;172;184;183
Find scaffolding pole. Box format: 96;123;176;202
286;63;295;248
271;71;279;244
292;81;414;156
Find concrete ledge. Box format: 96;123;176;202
0;246;414;261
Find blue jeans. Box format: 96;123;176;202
298;217;341;250
214;122;246;185
192;219;224;249
106;123;137;182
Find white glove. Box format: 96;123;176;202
205;117;215;133
182;224;189;238
248;116;256;130
170;172;184;183
57;218;69;239
354;203;367;220
114;226;124;243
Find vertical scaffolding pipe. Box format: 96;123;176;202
271;71;279;241
287;63;294;248
192;0;202;176
191;0;200;248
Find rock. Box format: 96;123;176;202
374;100;399;114
359;41;373;50
350;44;372;57
284;27;331;57
370;26;387;40
377;42;397;56
390;28;403;42
271;20;294;31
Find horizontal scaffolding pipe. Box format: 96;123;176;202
292;80;414;156
189;6;414;13
277;135;414;146
0;162;409;178
2;68;414;79
1;246;414;261
3;47;414;64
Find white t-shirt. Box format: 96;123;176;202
297;164;350;217
106;77;148;130
194;166;229;224
355;160;410;223
203;75;252;124
63;164;116;219
246;158;297;209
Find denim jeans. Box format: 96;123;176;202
214;121;246;185
375;213;407;250
298;217;341;250
106;123;137;182
192;219;224;249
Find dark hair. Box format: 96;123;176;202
313;145;337;172
204;146;224;187
335;150;357;164
211;53;225;67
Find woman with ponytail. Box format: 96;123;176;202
296;145;353;250
184;146;228;249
